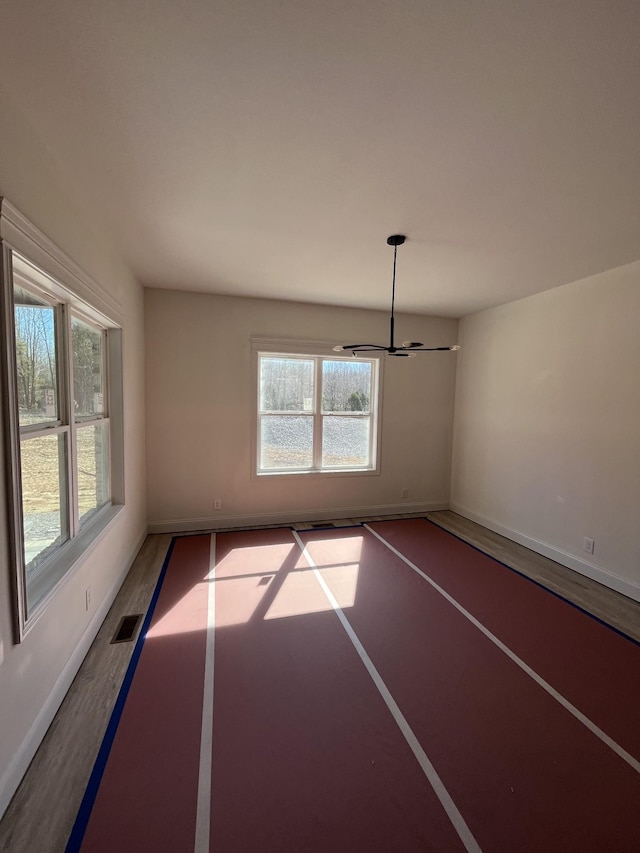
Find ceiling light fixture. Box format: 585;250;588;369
333;235;460;357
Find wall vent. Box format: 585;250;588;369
111;614;143;644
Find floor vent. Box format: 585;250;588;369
111;614;143;644
310;522;335;528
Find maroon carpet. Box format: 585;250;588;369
79;534;211;852
210;528;465;851
303;523;640;851
73;522;640;852
368;518;640;759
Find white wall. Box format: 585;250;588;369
145;289;459;530
451;262;640;601
0;87;147;816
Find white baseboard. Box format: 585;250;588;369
147;501;449;534
0;530;147;821
450;503;640;604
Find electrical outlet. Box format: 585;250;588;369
85;586;92;611
213;499;222;510
401;488;409;499
583;537;595;555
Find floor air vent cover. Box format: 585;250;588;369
111;614;143;644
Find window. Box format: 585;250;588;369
1;201;124;639
71;314;110;527
14;271;71;579
257;352;380;474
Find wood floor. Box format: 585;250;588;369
1;511;638;853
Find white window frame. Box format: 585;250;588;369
0;199;125;641
253;340;382;477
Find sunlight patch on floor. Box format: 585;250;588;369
264;564;359;620
147;535;364;635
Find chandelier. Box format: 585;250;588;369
333;235;460;357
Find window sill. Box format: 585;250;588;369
255;467;380;479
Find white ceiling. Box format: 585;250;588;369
1;1;640;317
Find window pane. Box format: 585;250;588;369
322;416;370;468
72;316;105;417
21;432;69;594
260;415;313;469
322;360;371;413
14;283;59;426
260;357;314;412
77;422;110;526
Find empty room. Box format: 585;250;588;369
1;2;639;851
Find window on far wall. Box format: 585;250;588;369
257;352;380;474
1;205;124;640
